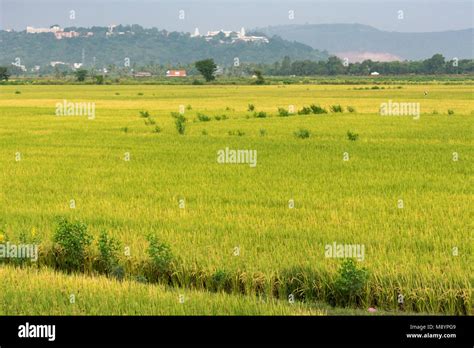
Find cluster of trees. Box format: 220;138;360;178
249;54;473;76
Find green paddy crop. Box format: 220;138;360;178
0;83;472;315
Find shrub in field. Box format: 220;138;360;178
294;128;311;139
277;107;290;116
334;259;368;306
186;105;192;110
448;109;454;115
330;105;344;113
211;269;232;292
197;113;211;122
247;104;255;112
121;127;128;133
201;129;208;135
171;112;187;135
214;115;222;121
347;106;356;113
147;234;173;274
144;117;156;126
298;106;312;115
153;126;162;133
139;111;150;118
259;129;267;136
310;104;328;114
97;230;120;274
53;218;92;272
254;111;267;118
347;131;359;141
15;90;21;94
228;130;245;136
432;110;439;115
137;92;144;96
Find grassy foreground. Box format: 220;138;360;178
0;84;472;315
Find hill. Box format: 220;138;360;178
258;24;474;61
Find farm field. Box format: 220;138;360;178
0;84;472;315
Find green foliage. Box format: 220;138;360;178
294;128;311;139
144;117;156;126
310;104;327;114
94;75;104;85
277;107;290;116
14;90;21;95
253;70;265;85
259;129;267;136
334;259;368;306
171;112;187;135
139;110;150;118
195;59;217;82
97;230;120;274
247;104;255;112
448;109;454;115
197;113;211;122
254;111;267;118
330;104;344;113
53;218;92;272
0;67;10;81
298;106;312;115
146;234;173;274
228;130;245;136
347;131;359;141
347;106;356;113
74;69;88;82
153;126;162;133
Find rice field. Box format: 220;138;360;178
0;83;472;315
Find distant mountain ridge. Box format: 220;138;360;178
258;24;474;60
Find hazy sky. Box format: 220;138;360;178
1;0;473;33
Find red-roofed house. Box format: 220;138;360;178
166;70;187;77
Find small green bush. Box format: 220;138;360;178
197;113;211;122
53;218;92;272
277;107;290;116
97;230;120;274
147;234;173;274
448;109;454;115
310;104;328;114
347;131;359;141
254;111;267;118
139;111;150;118
171;112;187;135
144;117;156;126
294;128;311;139
153;126;162;133
347;106;356;113
247;104;255;112
259;129;267;136
334;259;368;306
298;106;312;115
330;105;344;113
